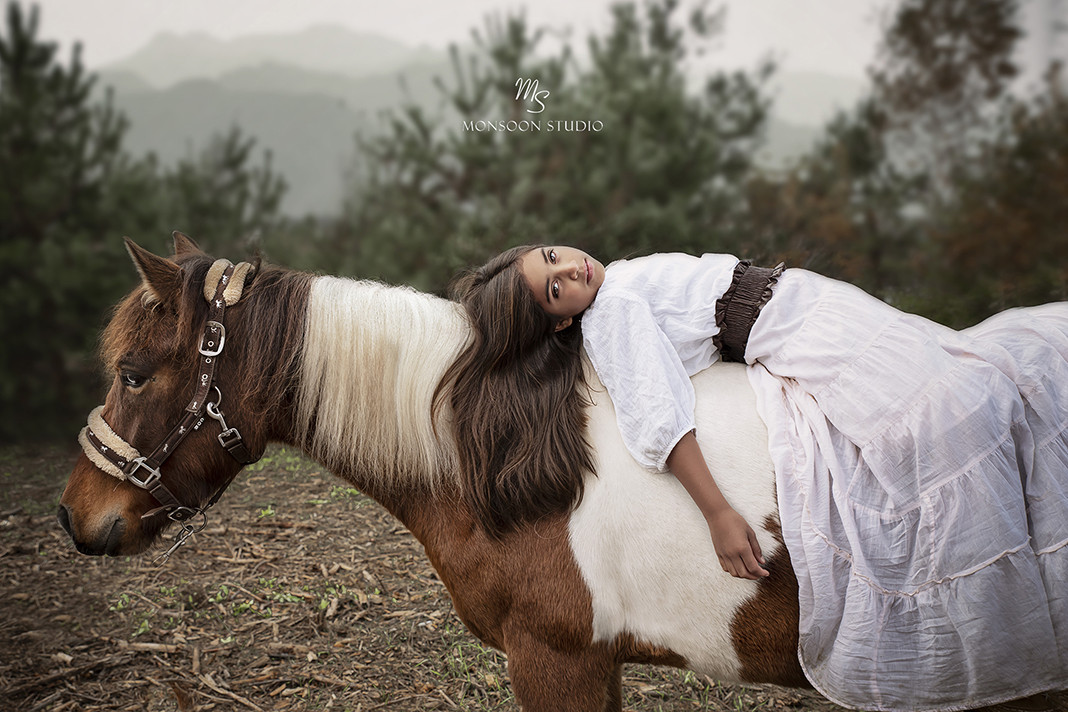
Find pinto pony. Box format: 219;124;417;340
58;234;806;710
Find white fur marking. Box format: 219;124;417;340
568;361;778;681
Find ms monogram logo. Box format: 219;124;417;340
515;78;549;114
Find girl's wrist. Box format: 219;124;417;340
703;501;735;521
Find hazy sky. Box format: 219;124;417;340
32;0;888;78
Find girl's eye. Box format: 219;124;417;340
549;249;557;264
120;371;149;389
552;281;560;299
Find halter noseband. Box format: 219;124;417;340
77;259;260;562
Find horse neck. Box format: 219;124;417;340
285;276;470;514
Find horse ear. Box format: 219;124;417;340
172;231;202;256
125;237;183;306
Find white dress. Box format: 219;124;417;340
583;255;1068;710
581;253;740;471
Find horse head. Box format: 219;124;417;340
58;233;304;556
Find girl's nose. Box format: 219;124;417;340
558;259;580;279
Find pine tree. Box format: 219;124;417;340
745;0;1023;319
934;70;1068;322
159;127;286;254
0;2;288;440
0;1;129;440
871;0;1020;186
342;0;772;292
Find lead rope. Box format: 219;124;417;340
78;258;258;564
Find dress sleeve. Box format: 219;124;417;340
583;294;696;473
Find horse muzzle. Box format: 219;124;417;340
58;453;158;557
57;502;127;556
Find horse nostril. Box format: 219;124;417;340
104;516;126;557
57;504;73;537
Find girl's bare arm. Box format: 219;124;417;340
666;431;768;579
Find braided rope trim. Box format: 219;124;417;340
79;406;140;481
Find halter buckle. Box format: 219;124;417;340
217;427;243;450
127;457;162;489
198;321;226;357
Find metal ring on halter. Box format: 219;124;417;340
206;388;229;426
205;386;242;448
207;386;223;409
205;386;227;428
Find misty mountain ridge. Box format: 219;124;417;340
212;61;452;116
103;25;447;88
95;27;867;217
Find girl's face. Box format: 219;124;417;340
520;246;605;331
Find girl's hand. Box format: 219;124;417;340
664;433;769;580
708;506;768;580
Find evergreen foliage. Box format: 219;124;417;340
4;0;1068;440
0;1;284;441
340;0;773;293
934;70;1068;321
744;0;1043;325
745;98;928;304
0;2;129;441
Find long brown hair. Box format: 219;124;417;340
436;245;595;538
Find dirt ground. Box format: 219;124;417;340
1;444;1065;712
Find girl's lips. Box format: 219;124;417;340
584;259;590;283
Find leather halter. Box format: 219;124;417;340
78;260;260;561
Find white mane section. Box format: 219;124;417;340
296;276;469;489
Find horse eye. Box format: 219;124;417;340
120;371;149;389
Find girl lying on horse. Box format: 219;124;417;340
441;245;1068;704
441;246;773;579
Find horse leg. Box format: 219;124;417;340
505;629;618;712
603;663;623;712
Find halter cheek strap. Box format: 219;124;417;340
77;259;260;560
